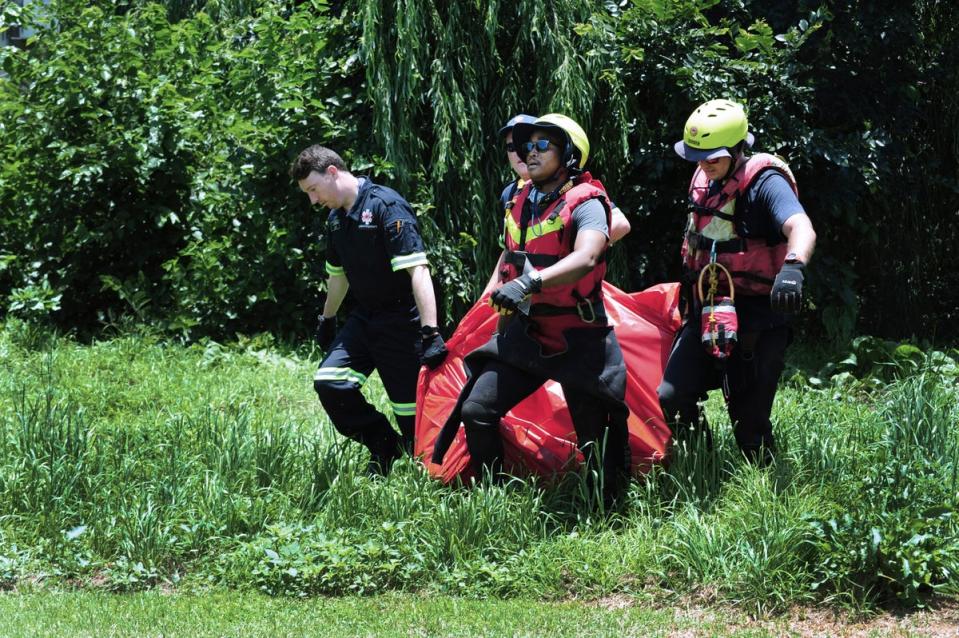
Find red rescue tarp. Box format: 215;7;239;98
415;282;683;483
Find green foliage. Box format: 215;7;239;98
804;373;959;606
790;0;959;340
0;0;365;338
359;0;632;311
2;0;958;338
654;473;822;612
6;274;63;320
219;521;433;596
805;335;959;389
0;590;771;637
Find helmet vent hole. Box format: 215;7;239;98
702;132;711;138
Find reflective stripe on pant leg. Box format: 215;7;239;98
313;375;397;450
391;401;417;450
314;367;368;387
390;400;416;417
313;311;401;458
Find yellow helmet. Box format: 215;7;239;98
674;99;755;162
513;113;590;171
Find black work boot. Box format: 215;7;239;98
359;427;403;477
366;445;402;477
464;421;505;484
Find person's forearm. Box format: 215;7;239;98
782;214;817;264
537;251;596;287
535;230;607;288
322;274;349;317
409;264;439;327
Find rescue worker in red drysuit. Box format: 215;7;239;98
435;114;631;503
657;99;817;464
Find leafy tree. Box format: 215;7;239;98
1;0;956;340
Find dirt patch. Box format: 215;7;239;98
589;595;959;637
739;601;959;638
594;593;635;610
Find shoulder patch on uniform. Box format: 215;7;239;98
368;185;402;208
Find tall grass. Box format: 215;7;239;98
0;320;957;609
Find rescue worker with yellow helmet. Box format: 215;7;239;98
658;99;817;464
434;114;631;504
479;114;631;298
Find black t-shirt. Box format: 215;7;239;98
325;178;429;310
735;170;805;241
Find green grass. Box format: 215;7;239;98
1;319;957;613
0;591;952;637
0;590;779;638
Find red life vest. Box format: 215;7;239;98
500;172;611;345
681;153;799;297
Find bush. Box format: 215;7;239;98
0;0;366;338
805;373;959;605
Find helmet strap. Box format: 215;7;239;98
720;161;737;182
720;147;747;181
532;165;570;191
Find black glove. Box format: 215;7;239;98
770;261;805;314
315;315;337;350
419;326;448;370
489;273;541;315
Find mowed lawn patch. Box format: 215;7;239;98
1;591;957;638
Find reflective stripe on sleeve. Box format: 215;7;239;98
325;262;345;276
390;252;429;271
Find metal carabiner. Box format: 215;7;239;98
530;215;544;237
576;299;597;323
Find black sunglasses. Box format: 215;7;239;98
505;142;516;153
523;139;553;154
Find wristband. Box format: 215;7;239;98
527;270;543;293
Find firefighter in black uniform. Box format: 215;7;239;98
290;145;448;474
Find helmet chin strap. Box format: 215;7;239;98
720;152;746;181
532;164;571;190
